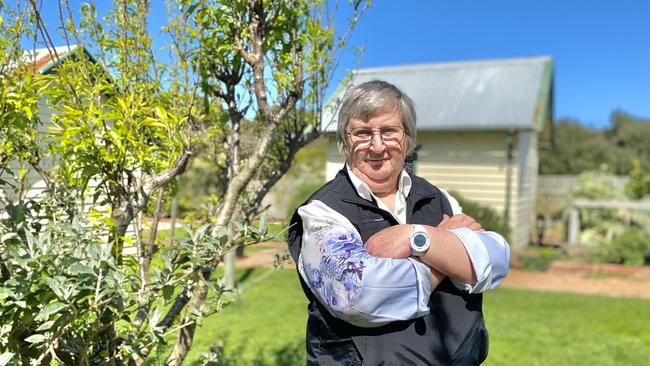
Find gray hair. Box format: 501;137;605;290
336;80;417;156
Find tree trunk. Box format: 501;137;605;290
164;120;280;366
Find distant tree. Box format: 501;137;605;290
607;110;650;174
539;119;616;174
540;113;650;175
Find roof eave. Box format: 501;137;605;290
40;46;97;75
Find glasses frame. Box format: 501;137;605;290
345;125;406;148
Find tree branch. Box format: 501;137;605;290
141;149;192;198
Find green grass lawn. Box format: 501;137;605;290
484;289;650;366
181;268;650;365
185;268;307;365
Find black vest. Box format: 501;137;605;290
288;169;488;365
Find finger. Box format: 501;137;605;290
469;223;482;231
438;214;451;227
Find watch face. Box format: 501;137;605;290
413;233;428;248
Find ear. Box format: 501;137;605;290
401;138;411;157
341;141;351;158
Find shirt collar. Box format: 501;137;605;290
345;163;412;203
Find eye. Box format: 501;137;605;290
382;127;404;140
352;129;372;139
381;127;400;137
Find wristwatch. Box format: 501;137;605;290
409;224;431;256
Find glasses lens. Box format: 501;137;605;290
380;127;403;146
351;128;373;141
349;126;403;147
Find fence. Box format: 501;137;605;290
536;175;629;245
567;199;650;247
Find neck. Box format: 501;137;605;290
373;187;397;198
377;192;397;213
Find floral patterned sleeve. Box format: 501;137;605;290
298;200;433;328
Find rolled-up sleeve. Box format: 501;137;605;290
448;228;510;293
298;200;432;328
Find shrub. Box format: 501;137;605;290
451;191;511;242
571;168;650;266
603;228;650;266
625;160;650;199
517;247;563;271
0;204;238;364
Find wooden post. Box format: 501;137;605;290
224;250;236;289
169;193;179;246
568;206;580;247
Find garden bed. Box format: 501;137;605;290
548;261;650;279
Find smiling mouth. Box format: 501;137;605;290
366;159;387;165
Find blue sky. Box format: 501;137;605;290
30;0;649;129
332;0;650;128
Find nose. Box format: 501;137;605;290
368;131;386;153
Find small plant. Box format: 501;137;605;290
517;247;563;271
603;228;650;266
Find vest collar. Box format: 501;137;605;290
345;163;412;203
337;168;439;214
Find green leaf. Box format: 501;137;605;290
162;285;174;301
24;334;47;344
0;352;15;366
36;320;55;332
68;263;95;275
0;233;18;243
46;277;66;299
35;302;68;321
0;286;15;300
154;106;168;121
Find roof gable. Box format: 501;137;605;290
22;45;96;74
323;56;553;132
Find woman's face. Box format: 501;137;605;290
345;107;408;196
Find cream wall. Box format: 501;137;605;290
415;131;512;213
513;130;538;248
325;135;346;179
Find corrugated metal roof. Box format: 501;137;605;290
322;56;553;132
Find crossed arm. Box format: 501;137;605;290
366;214;484;287
297;200;509;327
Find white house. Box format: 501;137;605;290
2;45;137;239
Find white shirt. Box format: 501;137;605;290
297;167;510;328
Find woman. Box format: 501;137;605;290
288;80;510;365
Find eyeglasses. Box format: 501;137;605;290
346;126;405;147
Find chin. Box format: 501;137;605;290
362;166;391;178
365;169;397;185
